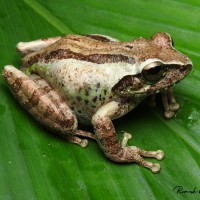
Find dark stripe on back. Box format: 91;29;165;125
85;34;112;42
44;49;135;64
34;49;135;65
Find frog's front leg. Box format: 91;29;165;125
17;36;61;56
92;101;164;173
3;65;95;147
161;87;180;118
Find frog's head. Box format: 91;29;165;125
112;32;192;96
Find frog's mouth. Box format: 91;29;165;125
112;63;192;96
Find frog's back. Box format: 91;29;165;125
21;34;137;124
21;34;136;68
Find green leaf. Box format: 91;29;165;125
0;0;200;199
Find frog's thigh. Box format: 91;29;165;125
92;101;164;173
3;65;90;147
17;36;61;56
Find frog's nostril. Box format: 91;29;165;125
187;64;192;70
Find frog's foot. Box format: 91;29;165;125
17;36;61;56
120;147;164;173
161;86;180;118
74;129;96;140
120;132;164;173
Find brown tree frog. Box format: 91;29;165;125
2;32;192;173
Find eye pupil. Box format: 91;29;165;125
148;65;161;75
141;62;164;84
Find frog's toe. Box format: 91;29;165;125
80;139;88;148
169;102;180;111
135;148;164;173
62;135;88;148
150;163;161;173
155;150;164;160
121;131;132;147
134;147;165;160
164;110;175;118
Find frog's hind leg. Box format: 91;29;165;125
17;36;61;56
3;65;91;147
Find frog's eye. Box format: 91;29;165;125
141;61;164;84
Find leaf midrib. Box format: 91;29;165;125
23;0;73;34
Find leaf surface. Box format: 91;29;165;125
0;0;200;199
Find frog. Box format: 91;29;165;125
2;32;192;173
